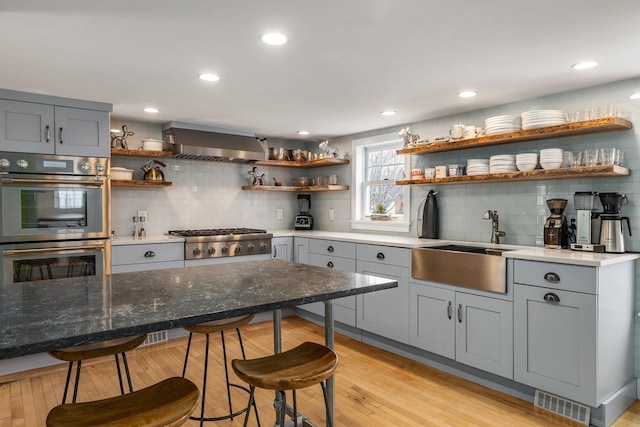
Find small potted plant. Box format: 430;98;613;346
371;203;390;221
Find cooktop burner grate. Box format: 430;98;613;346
168;228;267;237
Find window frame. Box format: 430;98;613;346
350;132;411;233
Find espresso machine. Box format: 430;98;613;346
544;199;569;249
570;191;604;252
295;194;313;230
598;192;631;253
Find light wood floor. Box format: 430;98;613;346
1;316;639;426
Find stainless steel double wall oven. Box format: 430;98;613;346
0;152;110;284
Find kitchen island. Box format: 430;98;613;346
0;259;397;425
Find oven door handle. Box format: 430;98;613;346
1;178;105;187
3;245;105;256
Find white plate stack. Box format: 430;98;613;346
466;159;489;176
521;110;566;130
489;154;517;174
485;115;522;135
515;153;538;171
539;148;564;169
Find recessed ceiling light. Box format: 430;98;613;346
143;107;159;113
198;73;220;82
261;33;288;45
572;61;598;70
630;93;640;100
297;130;310;135
381;110;397;116
457;91;477;98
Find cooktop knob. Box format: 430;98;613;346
0;159;9;168
192;248;202;255
207;247;216;254
221;246;229;254
234;245;242;254
79;161;91;173
16;159;28;169
247;244;255;252
95;163;106;172
260;242;268;250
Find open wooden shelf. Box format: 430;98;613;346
111;180;173;187
396;165;630;186
111;148;173;157
254;158;349;168
242;185;349;192
397;118;632;155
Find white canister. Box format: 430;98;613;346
411;168;424;180
435;165;448;178
424;168;436;178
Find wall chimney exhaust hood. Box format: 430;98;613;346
162;122;267;163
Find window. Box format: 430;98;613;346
351;133;410;232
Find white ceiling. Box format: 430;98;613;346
1;0;640;141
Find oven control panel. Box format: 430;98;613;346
0;152;109;176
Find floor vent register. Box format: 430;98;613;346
534;390;590;425
140;330;168;347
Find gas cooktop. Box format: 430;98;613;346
167;228;272;260
168;228;267;237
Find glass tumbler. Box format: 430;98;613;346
584;149;599;166
615;149;625;166
570;151;583;167
599;148;616;165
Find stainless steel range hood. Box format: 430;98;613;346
162;122;267;163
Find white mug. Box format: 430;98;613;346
449;124;465;140
463;126;480;139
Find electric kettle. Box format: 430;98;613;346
417;189;439;238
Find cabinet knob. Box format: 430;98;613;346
544;272;560;282
144;251;156;258
543;292;561;303
327;245;334;253
376;252;385;260
327;261;334;268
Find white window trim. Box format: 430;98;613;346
350;132;411;233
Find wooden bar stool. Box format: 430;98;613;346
46;376;199;427
182;314;259;425
48;334;147;403
232;341;339;427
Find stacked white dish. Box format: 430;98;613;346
539;148;564;169
515;153;538;171
489;154;517;174
485;115;522;135
521;110;566;130
466;159;489;176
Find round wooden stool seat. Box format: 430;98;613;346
182;314;254;335
48;334;147;361
232;341;338;391
46;377;199;427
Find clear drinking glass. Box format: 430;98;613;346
599;148;616;165
570;151;583;167
615;149;625;166
584;149;599;166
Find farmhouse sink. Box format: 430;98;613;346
411;244;512;293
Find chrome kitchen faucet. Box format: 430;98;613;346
483;210;506;244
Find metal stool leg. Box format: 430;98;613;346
321;382;332;427
293;390;298;427
220;330;234;419
118;352;135;393
182;333;193;377
61;362;74;404
71;360;82;403
114;353;126;395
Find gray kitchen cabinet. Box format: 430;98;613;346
356;245;410;344
271;236;292;261
293;237;309;264
0;90;111;157
409;281;513;379
513;259;635;408
112;242;184;273
297;238;357;326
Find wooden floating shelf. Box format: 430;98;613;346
396;165;630;186
111;180;173;187
111;148;173;157
254;158;349;168
397;118;632;155
242;185;349;192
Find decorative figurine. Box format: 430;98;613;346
399;127;419;148
319;140;339;158
110;124;135;148
248;166;266;185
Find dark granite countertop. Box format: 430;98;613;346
0;259;397;360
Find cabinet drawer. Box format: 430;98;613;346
112;242;184;266
308;253;356;272
309;239;356;258
513;260;596;294
357;244;409;267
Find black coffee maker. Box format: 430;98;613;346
544;199;568;249
295;194;313;230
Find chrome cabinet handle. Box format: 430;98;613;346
327;261;334;268
457;304;463;323
144;251;155;258
59;127;64;144
327;245;334;252
45;125;50;142
543;292;560;303
447;301;452;320
376;252;385;260
544;272;560;282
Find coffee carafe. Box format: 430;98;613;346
598;192;631;253
295;194;313;230
570;192;604;252
544;199;568;249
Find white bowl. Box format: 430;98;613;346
516;163;537;171
111;167;134;180
142;139;164;151
540;162;563;170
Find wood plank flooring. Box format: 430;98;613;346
1;316;639;426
